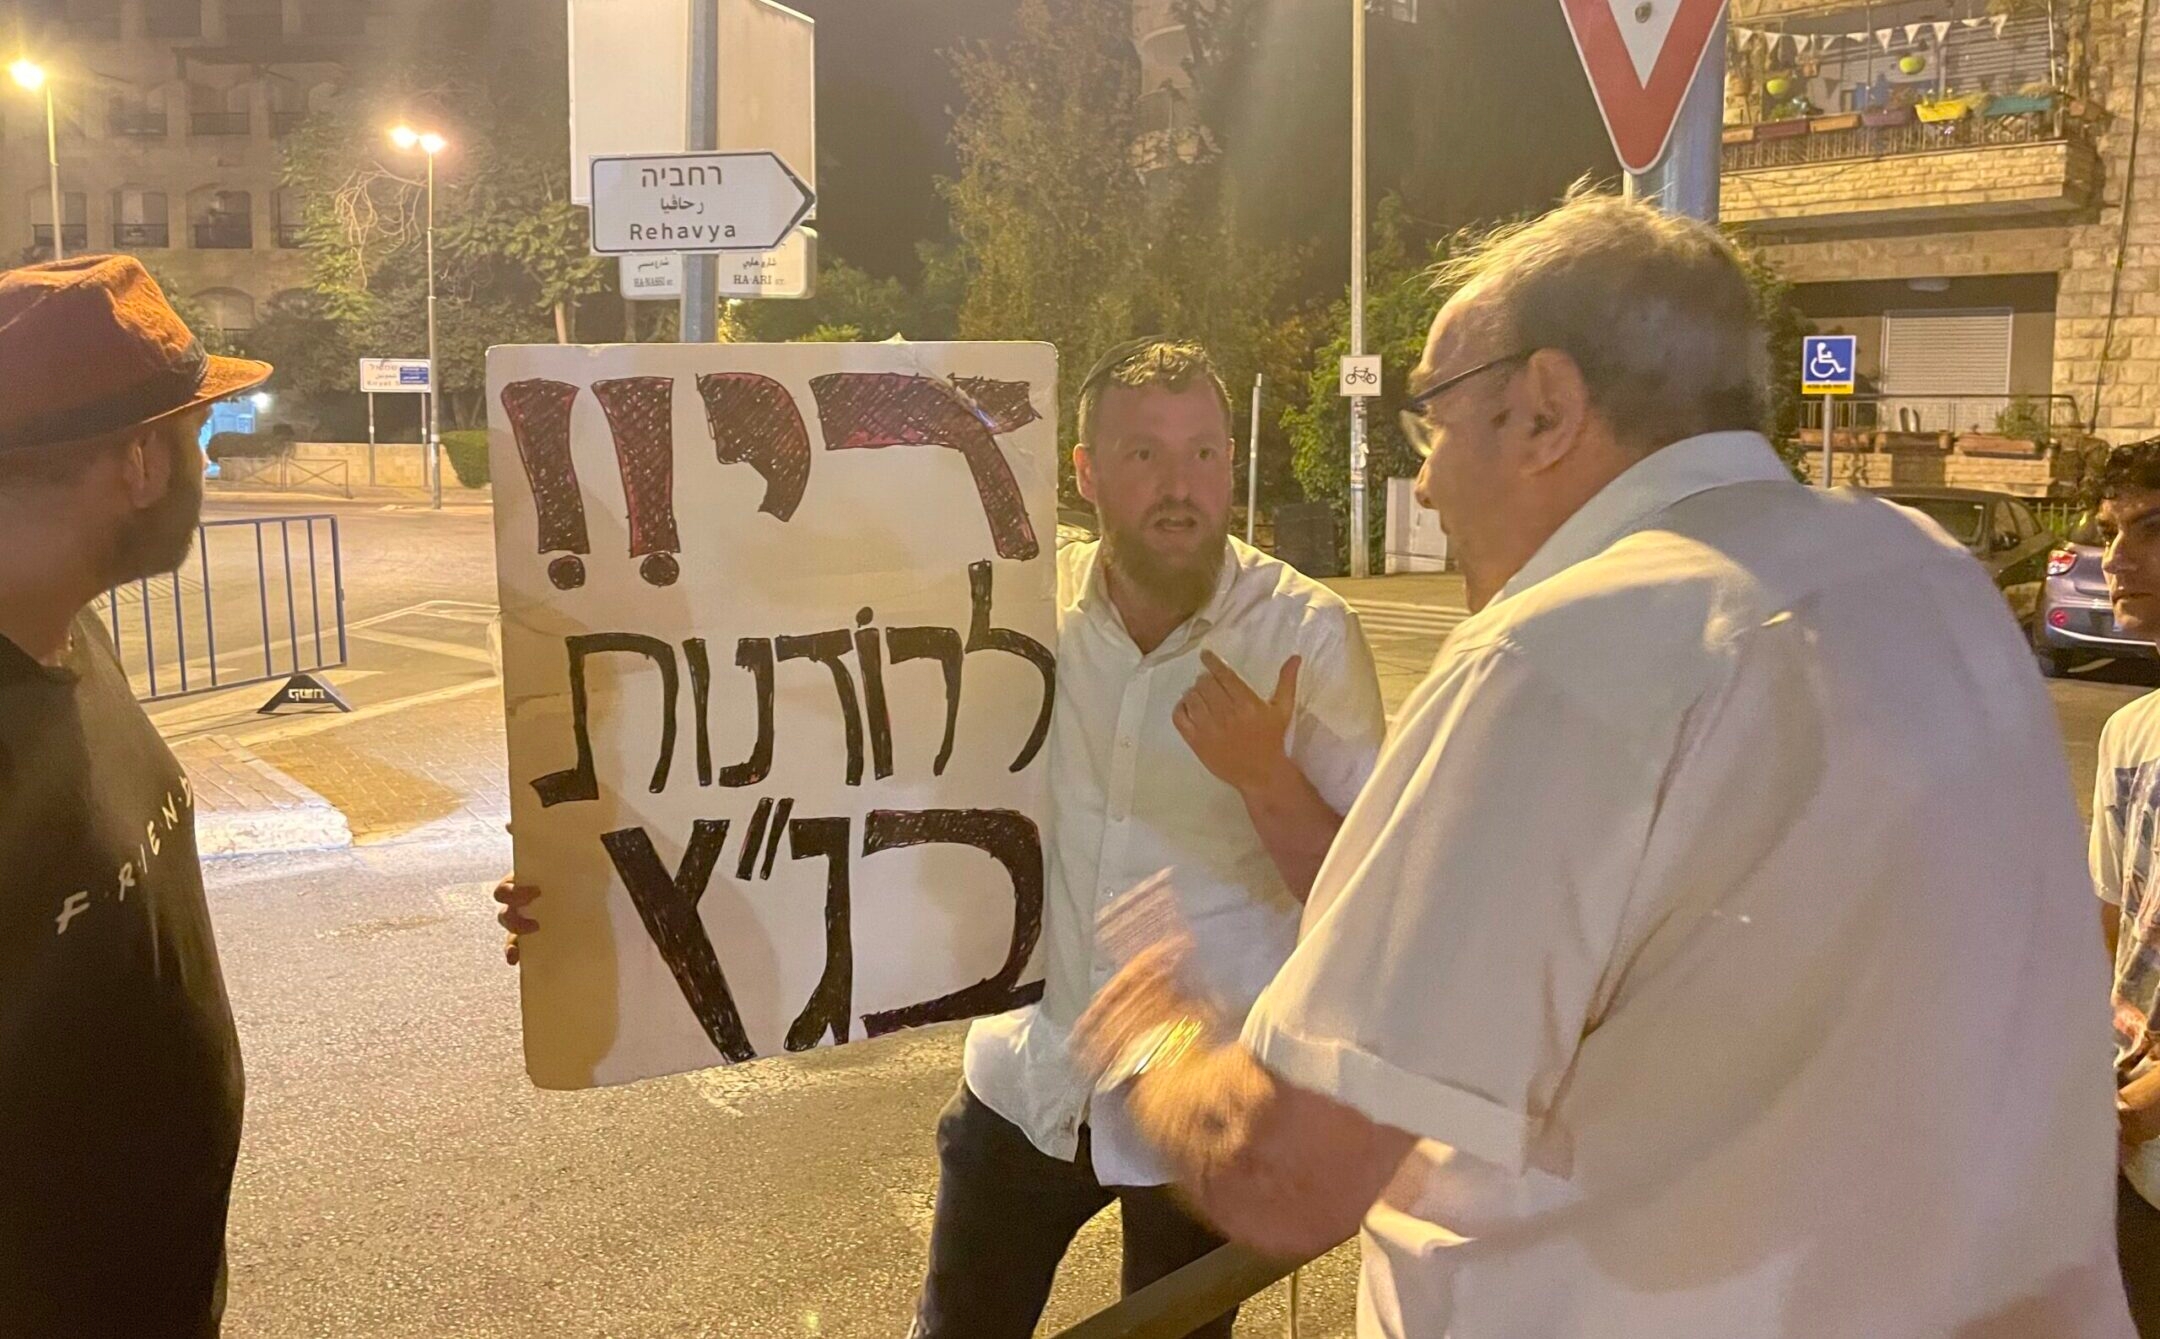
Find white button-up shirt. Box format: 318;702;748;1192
965;536;1386;1185
1245;433;2132;1338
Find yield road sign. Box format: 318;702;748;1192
1559;0;1729;175
1803;335;1858;395
589;150;815;255
360;358;432;393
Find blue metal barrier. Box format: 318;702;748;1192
100;514;347;703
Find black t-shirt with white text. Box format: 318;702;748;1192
0;610;244;1337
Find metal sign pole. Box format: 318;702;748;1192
366;391;377;487
1248;373;1263;547
1347;0;1369;578
1821;393;1835;489
680;0;721;343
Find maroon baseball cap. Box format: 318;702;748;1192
0;254;272;454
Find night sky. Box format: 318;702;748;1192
789;0;1622;284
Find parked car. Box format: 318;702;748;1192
2033;512;2158;676
1869;485;2058;653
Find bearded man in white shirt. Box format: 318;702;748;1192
904;340;1386;1337
1077;194;2135;1338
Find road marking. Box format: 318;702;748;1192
231;674;501;747
1350;598;1471;640
353;627;499;666
347;598;499;632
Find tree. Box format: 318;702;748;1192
943;0;1149;489
278;7;610;427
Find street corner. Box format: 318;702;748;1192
176;733;354;860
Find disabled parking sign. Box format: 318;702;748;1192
1802;336;1858;395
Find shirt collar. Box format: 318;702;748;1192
1496;431;1791;604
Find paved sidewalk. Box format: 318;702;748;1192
173;733;352;858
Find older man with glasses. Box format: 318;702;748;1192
1077;192;2134;1337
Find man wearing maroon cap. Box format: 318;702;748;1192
0;256;271;1337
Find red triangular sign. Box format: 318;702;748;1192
1560;0;1729;175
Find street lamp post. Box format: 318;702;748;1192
11;60;62;262
1347;0;1369;578
391;124;448;510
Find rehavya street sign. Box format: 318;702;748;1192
589;150;815;255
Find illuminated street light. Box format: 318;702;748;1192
10;58;61;260
387;124;449;510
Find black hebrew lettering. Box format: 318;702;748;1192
809;372;1042;561
775;629;866;787
853;608;896;781
685;637;714;787
782;816;854;1052
885;625;964;776
532;633;679;808
695;373;812;521
640;167;661;188
966;561;1057;773
860;809;1047;1037
735;797;775;881
760;798;793;879
719;638;776;788
602;821;757;1064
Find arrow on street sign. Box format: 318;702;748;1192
589;150;815;255
1559;0;1729;175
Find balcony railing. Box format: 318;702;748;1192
1801;393;2087;444
32;224;89;251
191;110;251;137
110;110;169;137
115;222;171;248
1724;103;2074;172
192;221;253;249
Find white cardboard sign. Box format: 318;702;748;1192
488;341;1060;1089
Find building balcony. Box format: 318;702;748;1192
1721;104;2100;232
192;220;252;249
110;110;169;138
190;110;250;137
115;222;170;248
32;223;88;251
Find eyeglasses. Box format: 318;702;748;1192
1398;350;1534;460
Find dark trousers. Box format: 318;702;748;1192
2124;1176;2160;1337
910;1082;1235;1339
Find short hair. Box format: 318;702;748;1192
1076;339;1233;450
2086;437;2160;508
1429;187;1770;453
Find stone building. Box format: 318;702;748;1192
1727;0;2160;485
0;0;422;343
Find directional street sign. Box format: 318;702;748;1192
1802;335;1859;395
720;229;814;300
589;150;815;255
620;254;685;300
359;357;432;393
1559;0;1730;175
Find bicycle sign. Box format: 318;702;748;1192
1339;354;1383;398
1802;335;1858;396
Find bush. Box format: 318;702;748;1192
205;431;289;462
441;429;490;488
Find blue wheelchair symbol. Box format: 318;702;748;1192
1803;336;1857;390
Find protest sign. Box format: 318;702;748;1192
488;341;1059;1088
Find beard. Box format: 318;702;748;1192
1099;500;1228;619
105;431;206;585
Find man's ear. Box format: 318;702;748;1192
117;424;177;509
1514;349;1593;475
1074;442;1098;505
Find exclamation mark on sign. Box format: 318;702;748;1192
592;376;683;588
499;378;591;591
